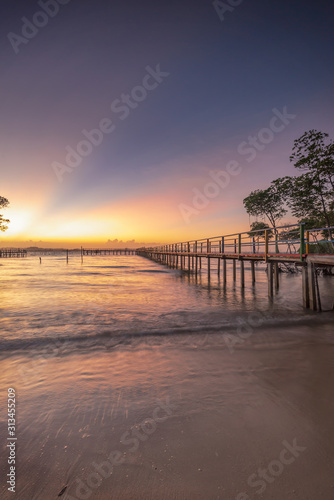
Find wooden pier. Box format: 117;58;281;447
0;249;27;258
81;248;136;256
137;224;334;312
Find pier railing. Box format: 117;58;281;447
0;249;27;258
152;223;334;261
81;248;136;256
137;223;334;312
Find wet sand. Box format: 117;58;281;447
1;319;334;499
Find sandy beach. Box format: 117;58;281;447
1;319;334;499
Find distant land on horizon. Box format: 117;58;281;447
0;241;160;251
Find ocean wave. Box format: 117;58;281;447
1;312;333;358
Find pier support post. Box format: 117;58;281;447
268;262;274;298
194;241;197;273
302;265;310;308
315;271;322;312
208;257;211;280
233;260;236;281
251;261;255;284
223;258;227;283
307;262;317;311
240;259;245;288
217;258;220;278
274;262;279;291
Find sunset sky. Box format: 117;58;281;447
1;0;334;248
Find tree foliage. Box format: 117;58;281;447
243;185;287;230
247;221;273;240
290;129;334;187
244;130;334;244
0;196;10;232
288;130;334;238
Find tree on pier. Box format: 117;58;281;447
270;131;334;244
243;185;287;233
244;130;334;247
0;196;10;232
288;130;334;242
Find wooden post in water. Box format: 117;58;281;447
206;239;211;279
307;262;317;311
274;262;279;290
207;239;211;279
66;249;69;263
217;258;220;278
240;259;245;288
195;241;198;274
268;261;274;298
233;260;236;281
251;261;255;284
223;258;227;283
180;243;183;270
315;271;322;312
302;265;309;308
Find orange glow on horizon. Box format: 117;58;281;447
1;146;253;248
